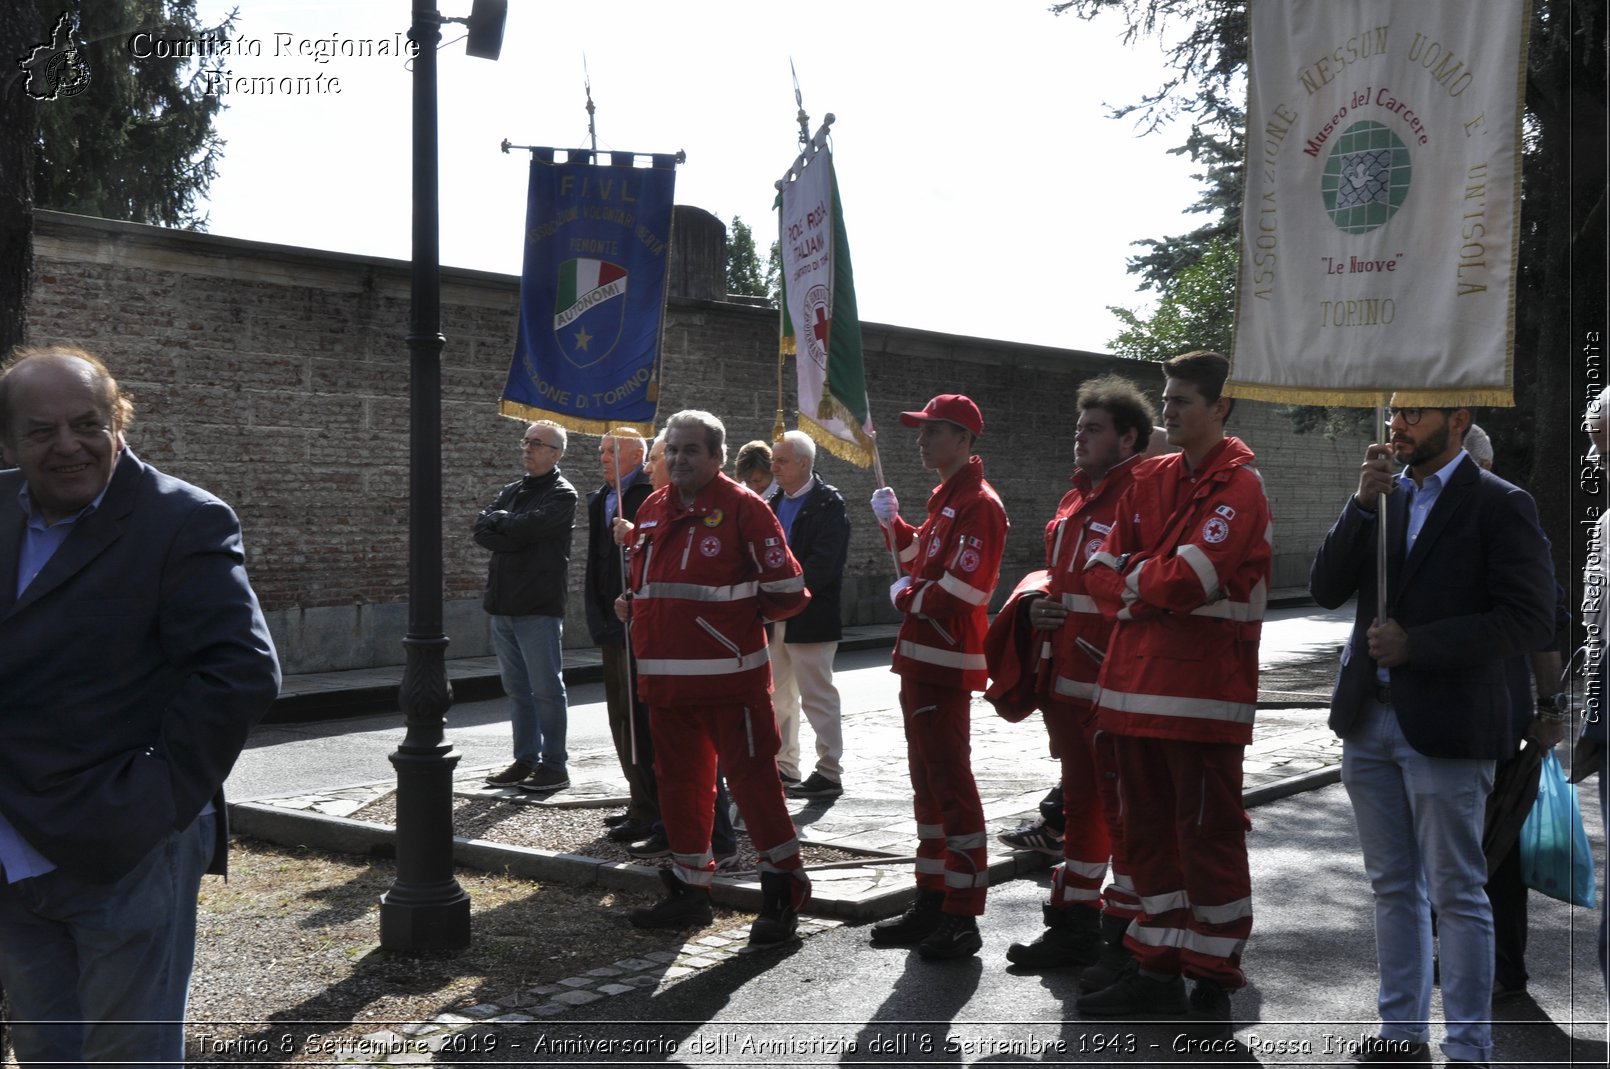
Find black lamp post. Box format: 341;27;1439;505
379;0;505;953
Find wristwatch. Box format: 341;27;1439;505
1536;692;1568;723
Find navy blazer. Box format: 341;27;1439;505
1309;455;1555;760
583;468;651;646
0;451;281;883
769;473;850;644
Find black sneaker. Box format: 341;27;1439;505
1006;905;1101;969
603;811;634;827
869;890;945;947
484;761;534;786
1075;963;1188;1017
1187;978;1233;1040
607;820;656;843
626;833;671;859
786;772;844;799
1351;1037;1431;1064
629;869;713;929
996;818;1063;857
517;765;570;792
917;914;982;960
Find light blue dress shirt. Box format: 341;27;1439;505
1373;449;1470;686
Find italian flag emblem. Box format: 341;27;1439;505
554;259;628;330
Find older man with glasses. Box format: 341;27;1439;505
476;420;580;793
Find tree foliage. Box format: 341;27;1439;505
1053;0;1247;293
1109;236;1236;361
1;6;44;355
32;0;232;229
725;215;767;297
725;215;780;306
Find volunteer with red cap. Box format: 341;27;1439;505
866;394;1008;960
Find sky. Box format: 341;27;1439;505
184;0;1206;353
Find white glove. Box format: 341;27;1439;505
889;576;913;609
871;487;900;524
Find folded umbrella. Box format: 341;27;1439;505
1483;737;1544;876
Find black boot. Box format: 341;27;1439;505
869;889;945;946
1078;911;1134;992
750;870;810;946
1006;903;1102;969
629;868;713;929
918;913;983;960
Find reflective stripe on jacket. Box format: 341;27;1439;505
627;473;808;705
1084;438;1272;744
1043;454;1142;706
886;456;1008;691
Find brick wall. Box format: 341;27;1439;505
24;211;1371;673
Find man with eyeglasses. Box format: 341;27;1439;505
1311;398;1554;1068
477;421;579;793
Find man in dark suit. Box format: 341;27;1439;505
1310;399;1553;1068
584;428;656;840
768;430;852;798
0;347;281;1065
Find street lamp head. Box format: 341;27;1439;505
463;0;506;60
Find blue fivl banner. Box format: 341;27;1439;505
501;151;678;435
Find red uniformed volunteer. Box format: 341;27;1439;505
1077;351;1272;1038
867;394;1008;961
1002;376;1158;981
614;410;811;945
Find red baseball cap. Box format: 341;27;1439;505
899;394;984;437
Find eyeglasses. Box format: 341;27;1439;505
1383;407;1426;426
521;439;560;451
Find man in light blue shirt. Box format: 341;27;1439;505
1311;398;1554;1068
0;347;280;1067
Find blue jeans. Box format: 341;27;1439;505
0;812;216;1067
1342;701;1495;1064
490;613;568;771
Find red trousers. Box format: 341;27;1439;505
1114;735;1252;987
1043;699;1138;922
900;678;988;915
650;701;802;887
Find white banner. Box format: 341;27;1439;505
1231;0;1529;406
780;152;837;425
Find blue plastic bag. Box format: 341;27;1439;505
1518;750;1598;908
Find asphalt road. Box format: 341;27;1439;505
431;781;1608;1067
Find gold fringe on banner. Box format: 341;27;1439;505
1226;381;1516;409
498;398;655;439
800;407;874;469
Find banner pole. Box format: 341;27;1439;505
609;437;641;771
870;433;907;581
1376;398;1389;625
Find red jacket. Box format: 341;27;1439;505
886;456;1008;691
1083;438;1272;744
1041;453;1144;707
626;472;808;706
